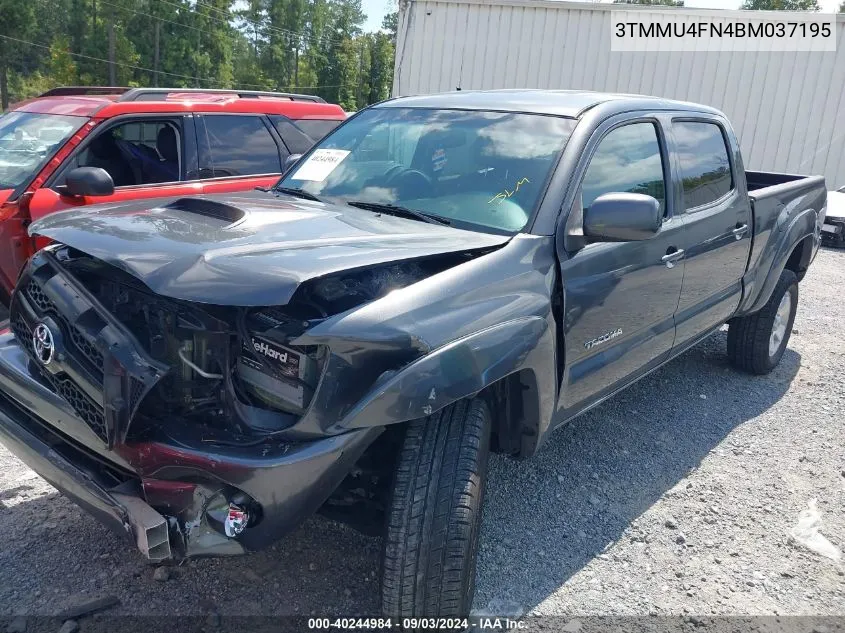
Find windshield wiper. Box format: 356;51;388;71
347;201;451;226
274;186;323;202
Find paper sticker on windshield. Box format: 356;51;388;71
291;149;350;181
432;148;447;172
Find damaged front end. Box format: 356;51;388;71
1;242;483;559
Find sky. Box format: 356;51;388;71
360;0;841;32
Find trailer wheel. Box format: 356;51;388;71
727;269;798;375
381;398;491;619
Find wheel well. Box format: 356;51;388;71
784;235;813;282
482;369;540;458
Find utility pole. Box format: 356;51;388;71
153;21;161;87
356;41;364;108
108;22;116;85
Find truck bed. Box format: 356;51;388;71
745;170;814;192
739;171;827;306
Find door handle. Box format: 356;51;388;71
661;248;685;268
732;224;748;239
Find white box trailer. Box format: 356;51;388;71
392;0;845;189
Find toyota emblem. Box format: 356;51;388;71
32;324;55;366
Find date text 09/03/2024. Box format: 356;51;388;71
308;618;527;630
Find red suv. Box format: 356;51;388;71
0;86;346;306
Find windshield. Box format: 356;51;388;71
279;107;576;234
0;111;86;190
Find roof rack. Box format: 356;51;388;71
38;86;132;97
118;88;326;103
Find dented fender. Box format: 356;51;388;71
330;316;557;443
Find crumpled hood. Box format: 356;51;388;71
29;190;510;306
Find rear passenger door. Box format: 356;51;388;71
669;117;752;350
196;114;287;194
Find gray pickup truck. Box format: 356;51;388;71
0;90;826;619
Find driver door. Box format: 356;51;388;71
556;118;686;417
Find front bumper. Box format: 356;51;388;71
821;217;844;247
0;332;380;560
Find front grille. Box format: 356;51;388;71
69;326;105;371
11;315;33;357
25;281;52;313
14;277;109;443
25;282;104;378
11;312;109;443
55;378;108;442
11;252;167;448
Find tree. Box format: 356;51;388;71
740;0;820;9
613;0;684;5
48;35;78;85
0;0;36;108
839;0;844;10
382;10;398;42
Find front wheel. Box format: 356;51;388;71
727;269;798;374
381;398;491;618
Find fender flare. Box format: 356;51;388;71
737;207;817;317
331;316;557;443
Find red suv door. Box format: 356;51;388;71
194;114;288;195
27;114;205;224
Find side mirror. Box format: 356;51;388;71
282;154;303;176
583;192;661;242
58;167;115;198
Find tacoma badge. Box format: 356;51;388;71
584;328;623;350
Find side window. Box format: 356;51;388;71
293;119;342;141
270;116;315;155
581;122;666;215
61;119;182;188
673;121;733;209
202;115;284;177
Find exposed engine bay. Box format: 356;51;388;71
52;246;463;442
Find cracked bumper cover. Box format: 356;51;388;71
0;332;380;559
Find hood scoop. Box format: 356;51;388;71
162;197;245;223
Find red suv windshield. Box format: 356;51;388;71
0;111;86;190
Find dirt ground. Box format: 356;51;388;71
0;249;843;619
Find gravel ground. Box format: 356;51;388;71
0;248;843;619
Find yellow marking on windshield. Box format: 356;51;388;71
488;177;530;205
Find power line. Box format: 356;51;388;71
154;0;343;48
195;0;342;46
0;34;343;93
0;34;226;87
99;0;205;35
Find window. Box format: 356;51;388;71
60;119;182;188
581;122;666;214
271;117;343;155
674;121;733;209
293;119;343;141
202;115;283;177
270;116;315;155
280;107;577;234
0;112;85;190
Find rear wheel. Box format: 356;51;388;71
381;398;491;619
727;269;798;374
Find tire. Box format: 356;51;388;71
381;398;491;619
727;269;798;375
